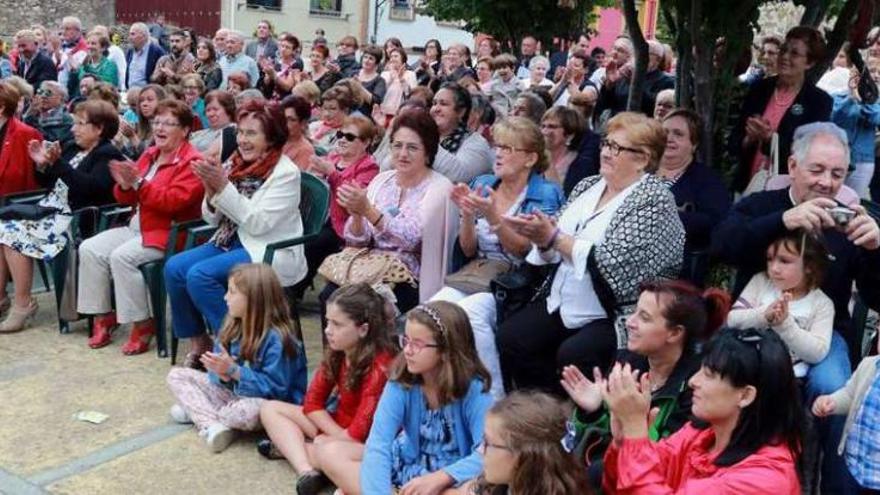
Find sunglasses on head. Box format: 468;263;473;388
335;131;360;142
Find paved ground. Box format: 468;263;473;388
0;287;327;495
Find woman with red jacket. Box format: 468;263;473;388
601;327;804;494
77;99;204;355
0;82;42;196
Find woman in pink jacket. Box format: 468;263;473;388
600;327;804;494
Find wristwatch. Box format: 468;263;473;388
133;177;145;190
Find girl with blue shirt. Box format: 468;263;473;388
317;301;494;495
166;263;308;453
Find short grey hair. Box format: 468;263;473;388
130;23;149;36
61;16;82;31
40;80;67;101
791;122;850;167
226;31;244;43
528;55;550;71
235;89;265;106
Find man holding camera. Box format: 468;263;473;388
712;121;880;495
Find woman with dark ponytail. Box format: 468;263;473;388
560;279;731;489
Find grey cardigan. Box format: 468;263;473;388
829;355;880;454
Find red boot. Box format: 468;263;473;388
122;319;156;355
88;313;118;349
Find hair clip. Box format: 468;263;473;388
414;304;446;335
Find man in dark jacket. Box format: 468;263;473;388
712;122;877;495
125;22;165;89
14;29;58;89
595;39;673;120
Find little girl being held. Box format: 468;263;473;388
166;263;308;452
727;229;834;376
259;283;396;495
321;301;494;495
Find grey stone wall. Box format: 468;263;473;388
0;0;115;38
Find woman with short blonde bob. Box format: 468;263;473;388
434;117;563;400
498;112;684;394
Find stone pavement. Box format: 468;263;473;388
0;290;327;495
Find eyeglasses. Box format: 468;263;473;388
36;88;56;97
493;144;531;154
390;141;424;155
476;440;512;454
779;44;807;59
153;120;181;129
335;131;361;142
600;138;644;157
182;85;201;90
398;334;440;353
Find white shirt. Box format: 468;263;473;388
527;176;643;328
107;45;128;90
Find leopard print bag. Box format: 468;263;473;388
318;247;417;288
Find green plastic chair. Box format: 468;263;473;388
139;218;207;359
168;172;330;364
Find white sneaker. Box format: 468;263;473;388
169;404;192;424
205;423;236;453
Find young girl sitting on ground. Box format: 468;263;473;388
259;283;396;495
316;301;494;495
456;391;589;495
166;263;308;452
727;229;834;377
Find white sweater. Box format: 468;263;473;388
727;272;834;365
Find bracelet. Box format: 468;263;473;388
540;227;561;251
227;362;239;378
371;212;384;227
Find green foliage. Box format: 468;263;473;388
421;0;614;53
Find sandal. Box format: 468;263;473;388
88;313;118;349
295;470;331;495
122;319;155;355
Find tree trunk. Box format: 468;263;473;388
621;0;649;112
799;0;830;27
690;0;715;163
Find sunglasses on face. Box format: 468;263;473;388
335;131;361;142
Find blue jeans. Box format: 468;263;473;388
164;240;250;339
804;331;859;495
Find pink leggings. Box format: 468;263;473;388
166;367;264;431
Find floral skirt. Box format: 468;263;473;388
0;180;72;260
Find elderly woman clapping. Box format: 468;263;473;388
497;112;685;394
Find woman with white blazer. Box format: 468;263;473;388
164;100;306;369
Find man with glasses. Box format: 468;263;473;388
151;29;196;86
713;122;880;495
23;81;73;146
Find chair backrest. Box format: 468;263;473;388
299;172;330;238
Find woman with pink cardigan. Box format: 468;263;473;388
318;107;457;315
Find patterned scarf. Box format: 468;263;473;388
440;123;470;154
210;149;281;248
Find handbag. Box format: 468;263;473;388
444;258;512;295
318;247;416;287
0;203;61;221
742;132;779;197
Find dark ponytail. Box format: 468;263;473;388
639;280;732;350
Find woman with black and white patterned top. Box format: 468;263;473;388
497;112;685;395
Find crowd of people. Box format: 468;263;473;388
3;14;880;495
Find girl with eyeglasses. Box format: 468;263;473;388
602;327;804;493
260;283;396;494
321;301;493;495
455;391;590;495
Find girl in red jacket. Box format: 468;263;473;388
601;327;805;495
259;283;396;494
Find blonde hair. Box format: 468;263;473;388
217;264;300;363
492;117;550;172
605;111;667;172
291;80;321;106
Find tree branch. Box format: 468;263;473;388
621;0;649;112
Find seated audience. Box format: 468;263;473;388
77;99;204;354
165;100;306;369
496;112;685;394
429;82;495;183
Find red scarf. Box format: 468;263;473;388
228;148;282;180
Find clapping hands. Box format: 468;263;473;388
27;139;62;167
